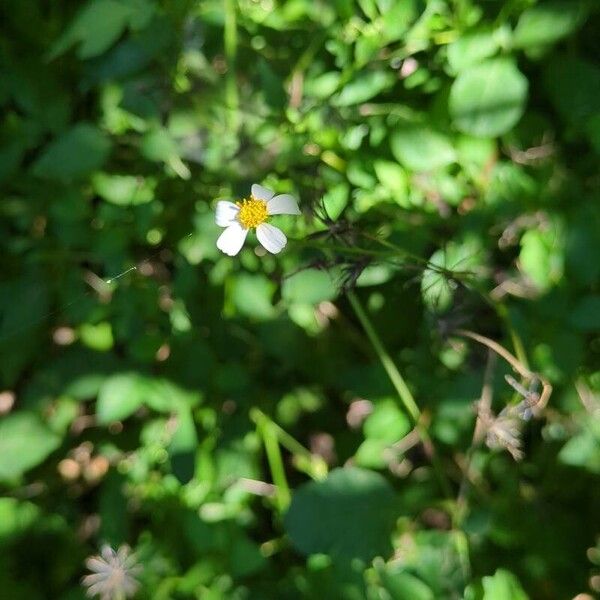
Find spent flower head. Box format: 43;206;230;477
82;544;142;600
215;184;300;256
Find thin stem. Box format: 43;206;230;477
455;350;496;524
347;290;420;422
346;290;452;497
250;409;328;481
262;421;291;512
224;0;239;132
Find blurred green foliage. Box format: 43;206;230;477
1;0;600;598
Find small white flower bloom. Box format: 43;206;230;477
215;184;300;256
82;544;142;600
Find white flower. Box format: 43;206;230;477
215;184;300;256
82;544;142;600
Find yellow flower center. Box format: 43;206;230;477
236;196;268;229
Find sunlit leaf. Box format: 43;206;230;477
449;59;528;137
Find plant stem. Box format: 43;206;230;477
250;409;328;483
261;420;291;512
224;0;239;131
347;290;420;422
346;290;452;498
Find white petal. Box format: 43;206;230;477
85;558;111;573
216;223;248;256
215;201;239;227
267;194;300;215
251;184;275;201
256;223;287;254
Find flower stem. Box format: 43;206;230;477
347;290;420;422
250;408;328;504
346;290;452;497
262;420;291;512
224;0;239;131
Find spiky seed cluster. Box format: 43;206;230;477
82;544;142;600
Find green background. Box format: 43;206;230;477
1;0;599;598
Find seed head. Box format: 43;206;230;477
82;544;142;600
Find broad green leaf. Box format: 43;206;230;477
97;373;196;423
48;0;156;60
378;569;435;600
96;372;148;423
387;530;465;596
514;1;587;49
168;407;198;484
49;0;131;59
391;127;456;172
481;569;529;600
421;239;482;312
364;400;411;443
0;413;61;482
282;269;338;305
449;59;528;137
32;123;111;180
231;273;276;319
559;417;600;474
321;182;349;220
79;322;114;352
519;228;564;293
355;439;389;469
141;127;190;178
332;71;395;107
374;160;409;204
0;498;40;540
356;265;395;287
284;467;397;560
92;173;156;206
447;30;500;73
304;72;341;99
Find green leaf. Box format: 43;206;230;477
282;269;338;305
79;322;114;352
168;407;198;484
0;498;40;541
92;173;156;206
97;373;196;423
49;0;131;59
514;1;587;49
32;123;111;180
519;228;564;293
96;372;148;423
0;413;61;482
332;71;395;106
364;400;411;443
378;569;435;600
391;127;456;172
559;418;600;474
481;569;529;600
48;0;156;60
447;30;500;73
284;467;397;560
374;160;409;204
141;127;190;178
354;439;390;469
449;59;528;137
231;273;276;319
304;72;341;99
421;239;482;312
